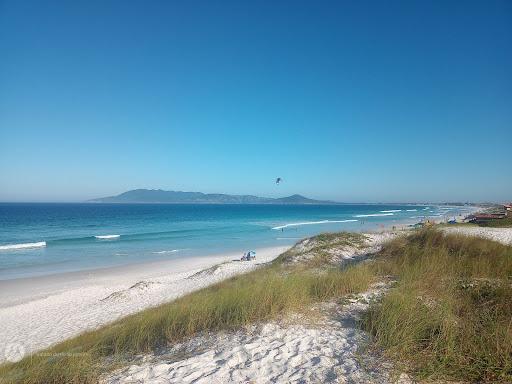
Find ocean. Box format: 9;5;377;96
0;203;473;280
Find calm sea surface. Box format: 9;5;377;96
0;203;472;280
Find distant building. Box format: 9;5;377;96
504;204;511;217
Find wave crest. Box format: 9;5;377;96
0;241;46;251
272;220;357;230
354;213;394;218
153;249;182;254
95;235;120;240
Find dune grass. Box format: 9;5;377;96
363;229;512;383
3;229;510;383
478;215;512;228
0;233;375;384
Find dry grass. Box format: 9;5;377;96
363;229;512;383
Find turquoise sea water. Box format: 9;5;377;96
0;203;473;280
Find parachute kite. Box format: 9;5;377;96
275;177;282;184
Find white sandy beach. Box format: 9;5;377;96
100;232;401;384
101;226;512;384
2;225;510;382
103;283;395;384
0;246;289;363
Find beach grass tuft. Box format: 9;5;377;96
363;229;512;383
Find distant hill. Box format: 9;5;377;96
89;189;337;205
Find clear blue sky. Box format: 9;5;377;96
0;0;511;203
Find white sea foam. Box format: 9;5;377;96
0;241;46;251
380;210;402;213
354;213;394;218
95;235;120;240
153;249;181;254
406;209;417;212
271;220;357;230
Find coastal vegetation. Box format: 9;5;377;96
0;233;374;383
477;215;512;227
364;229;512;382
1;230;511;383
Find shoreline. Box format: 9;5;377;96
0;205;477;282
0;207;482;363
0;245;290;362
3;224;510;381
0;248;286;307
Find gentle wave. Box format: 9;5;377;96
406;209;417;212
152;249;182;254
0;241;46;251
95;235;120;240
4;229;199;248
50;229;198;245
380;210;402;213
354;213;394;218
272;220;357;230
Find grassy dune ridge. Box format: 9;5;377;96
0;233;374;384
1;229;511;383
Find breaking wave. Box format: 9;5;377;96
272;220;358;230
0;241;46;251
95;235;121;240
354;213;394;218
152;249;182;254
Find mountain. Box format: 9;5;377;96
89;189;336;205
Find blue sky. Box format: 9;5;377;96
0;0;511;203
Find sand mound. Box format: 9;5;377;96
103;284;395;384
